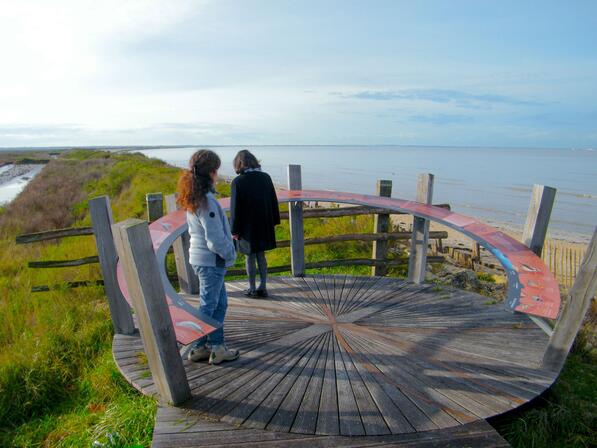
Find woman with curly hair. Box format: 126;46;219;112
177;149;239;364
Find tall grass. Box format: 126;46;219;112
0;150;181;446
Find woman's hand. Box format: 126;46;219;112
232;234;239;240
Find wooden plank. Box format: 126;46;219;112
89;196;135;335
372;180;392;276
341;331;438;432
277;203;451;220
28;255;99;268
146;192;164;222
267;333;329;432
16;226;93;244
31;279;104;292
333;337;366;436
223;334;324;427
522;185;557;257
243;333;326;430
408;173;434;284
165;193;199;294
335;330;391;435
205;337;319;419
276;231;448;248
544;227;597;372
316;332;340;436
292;332;332;434
112;218;190;405
288;164;305;276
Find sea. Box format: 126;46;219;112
134;145;596;243
1;145;594;242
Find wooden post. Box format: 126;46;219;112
112;218;191;405
472;242;481;266
287;165;305;277
408;173;434;284
543;227;597;372
146;192;164;222
522;185;557;256
371;180;392;276
165;194;199;294
89;196;135;335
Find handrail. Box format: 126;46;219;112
115;189;560;345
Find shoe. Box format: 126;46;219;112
243;289;258;298
188;344;210;362
209;345;240;365
256;289;268;298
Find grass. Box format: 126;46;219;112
494;349;597;447
0;149;594;447
0;150;181;447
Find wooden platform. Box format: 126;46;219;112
113;275;558;446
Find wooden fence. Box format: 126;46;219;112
18;186;449;292
542;239;587;290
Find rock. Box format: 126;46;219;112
451;270;481;290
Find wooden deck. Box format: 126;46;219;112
113;275;558;447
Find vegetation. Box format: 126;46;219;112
0;150;179;447
0;149;594;447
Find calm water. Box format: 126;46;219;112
137;146;594;241
0;164;44;205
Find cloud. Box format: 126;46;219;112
332;88;542;108
407;113;474;125
0;121;259;146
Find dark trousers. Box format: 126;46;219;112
245;251;267;291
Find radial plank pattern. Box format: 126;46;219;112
115;275;557;439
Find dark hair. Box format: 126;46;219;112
177;149;221;212
233;150;261;174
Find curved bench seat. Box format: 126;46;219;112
116;189;560;345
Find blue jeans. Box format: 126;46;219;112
192;265;228;346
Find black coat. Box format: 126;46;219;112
230;171;280;253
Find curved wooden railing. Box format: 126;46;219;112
114;188;561;348
104;170;596;405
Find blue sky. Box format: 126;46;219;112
0;0;596;148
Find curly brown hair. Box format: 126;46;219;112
177;149;221;212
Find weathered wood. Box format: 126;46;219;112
111;275;555;445
16;226;94;244
278;203;451;220
31;279;104;293
288;164;305;276
112;218;191;405
472;242;481;263
408;173;434;284
276;230;448;248
225;256;445;276
89;196;135;335
165;194;199;294
522;185;557;256
372;179;393;276
28;255;99;268
543;227;597;372
151;403;509;446
146;192;164;223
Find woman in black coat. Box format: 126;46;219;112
230;150;280;297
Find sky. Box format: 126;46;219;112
0;0;596;148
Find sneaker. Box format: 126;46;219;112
243;289;259;298
256;289;268;298
188;345;210;362
209;345;240;365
